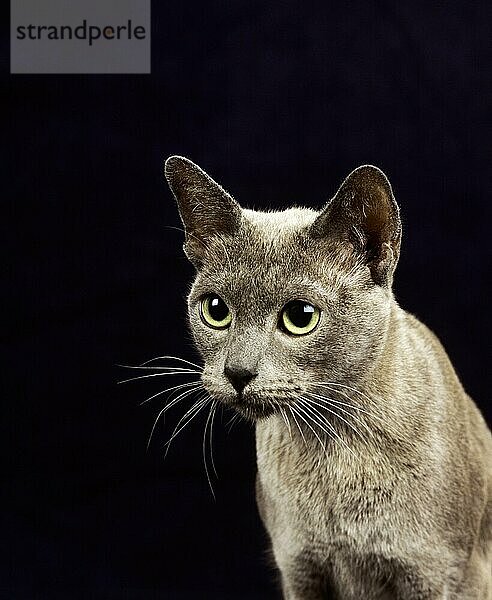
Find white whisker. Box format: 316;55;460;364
139;381;202;406
118;370;200;384
226;412;241;432
309;388;379;416
209;401;219;478
304;392;372;439
310;383;387;425
314;381;376;406
141;355;202;369
290;403;328;457
119;364;201;372
146;385;203;450
164;393;210;456
279;406;292;439
203;400;217;498
151;385;203;419
288;406;307;447
296;398;356;458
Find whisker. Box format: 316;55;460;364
304;392;372;439
226;412;241;433
119;364;201;372
149;385;203;420
163;393;210;456
309;388;380;416
139;381;202;406
295;398;356;458
146;386;203;450
141;355;202;369
314;381;377;406
290;403;328;457
203;400;217;498
288;406;307;447
303;401;358;458
118;370;200;384
209;401;219;478
310;383;386;424
293;401;330;446
279;406;292;440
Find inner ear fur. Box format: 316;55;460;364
311;165;402;286
164;155;241;267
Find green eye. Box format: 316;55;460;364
200;294;232;329
280;300;320;335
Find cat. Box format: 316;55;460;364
164;155;492;599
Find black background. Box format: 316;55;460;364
4;2;492;598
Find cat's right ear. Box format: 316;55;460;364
164;156;241;268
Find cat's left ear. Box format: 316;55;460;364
310;165;402;287
165;156;241;267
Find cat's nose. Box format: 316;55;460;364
224;364;258;393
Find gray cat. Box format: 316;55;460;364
164;155;492;599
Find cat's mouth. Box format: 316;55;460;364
202;376;298;421
213;389;290;421
233;394;278;420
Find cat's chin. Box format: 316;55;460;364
211;391;280;421
205;385;287;421
232;399;278;422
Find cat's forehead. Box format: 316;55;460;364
206;206;319;270
194;206;359;311
242;207;318;236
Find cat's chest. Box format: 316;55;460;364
255;423;401;553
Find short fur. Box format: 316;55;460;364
165;155;492;599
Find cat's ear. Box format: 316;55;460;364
165;156;241;267
310;165;401;286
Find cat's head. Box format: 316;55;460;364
165;156;401;421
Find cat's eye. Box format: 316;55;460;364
280;300;320;335
200;294;232;329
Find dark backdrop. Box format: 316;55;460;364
4;2;492;598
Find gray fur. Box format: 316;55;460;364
165;155;492;599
